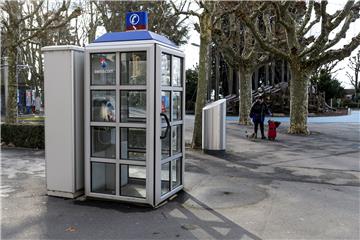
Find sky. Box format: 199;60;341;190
179;0;360;89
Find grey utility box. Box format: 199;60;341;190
42;45;84;198
202;99;226;152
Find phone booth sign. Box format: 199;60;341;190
84;30;185;207
126;12;148;31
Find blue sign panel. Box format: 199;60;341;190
126;12;148;31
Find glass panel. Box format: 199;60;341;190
172;92;182;120
120;91;146;122
91;127;116;159
172;125;182;155
91;90;116;122
120;52;146;85
161;162;170;195
161;127;170;159
161;91;170;122
120;128;146;161
91;53;116;85
172;56;182;86
91;162;115;195
120;165;146;198
171;158;181;189
161;54;171;86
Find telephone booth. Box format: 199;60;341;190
84;31;185;206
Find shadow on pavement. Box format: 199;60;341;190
173;191;263;240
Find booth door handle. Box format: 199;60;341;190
160;113;170;139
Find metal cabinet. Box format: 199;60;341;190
42;46;84;198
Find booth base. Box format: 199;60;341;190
47;190;84;199
203;149;226;155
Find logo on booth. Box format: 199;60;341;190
129;14;140;26
126;12;148;31
99;57;107;69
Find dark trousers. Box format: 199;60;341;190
254;121;265;137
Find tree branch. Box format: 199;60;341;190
212;2;242;26
170;0;200;18
249;2;268;20
309;32;360;67
17;0;45;24
297;0;314;35
324;11;358;50
301;0;358;58
346;72;355;85
16;7;81;45
329;0;357;29
272;2;291;30
237;9;290;61
302;12;321;36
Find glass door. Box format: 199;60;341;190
118;51;148;199
89;52;117;196
85;45;155;205
155;46;185;205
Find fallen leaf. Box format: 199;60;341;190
65;226;77;232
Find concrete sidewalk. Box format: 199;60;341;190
1;119;359;239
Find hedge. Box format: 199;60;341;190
1;124;44;149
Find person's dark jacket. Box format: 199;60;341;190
250;100;270;122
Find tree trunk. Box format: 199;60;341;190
215;51;220;100
238;68;253;125
228;66;233;95
254;68;258;89
88;2;97;43
289;64;310;134
5;45;18;123
355;71;359;97
191;13;211;149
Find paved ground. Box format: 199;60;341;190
1;116;360;239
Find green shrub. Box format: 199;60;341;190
1;124;44;149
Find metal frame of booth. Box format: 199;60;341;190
84;37;185;207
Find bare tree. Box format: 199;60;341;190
172;1;242;148
22;1;83;99
85;1;101;43
213;2;273;125
170;1;214;148
238;1;360;134
0;0;81;123
346;50;360;98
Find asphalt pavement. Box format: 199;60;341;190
1;116;359;239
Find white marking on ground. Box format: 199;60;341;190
0;185;16;197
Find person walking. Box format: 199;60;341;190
250;95;271;139
35;96;42;114
25;91;32;114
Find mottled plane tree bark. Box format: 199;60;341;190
238;1;360;134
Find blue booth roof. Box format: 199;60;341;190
92;31;178;48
